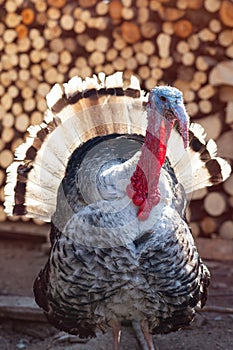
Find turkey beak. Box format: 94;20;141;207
172;101;189;149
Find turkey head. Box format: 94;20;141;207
127;86;189;220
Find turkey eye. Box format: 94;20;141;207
160;96;167;102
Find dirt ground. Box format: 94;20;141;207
0;238;233;350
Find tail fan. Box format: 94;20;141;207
167;123;231;194
4;73;231;221
4;73;148;221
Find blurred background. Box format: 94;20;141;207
0;1;233;349
0;0;233;242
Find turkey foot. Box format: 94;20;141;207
132;321;158;350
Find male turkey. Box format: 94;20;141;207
4;72;231;350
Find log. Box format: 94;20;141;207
176;0;188;10
35;1;47;13
162;22;174;35
204;192;227;217
181;52;195;66
219;0;233;28
199;100;212;114
209;19;222;34
145;77;158;90
5;13;21;28
3;29;17;43
24;97;36;112
140;22;158;38
0;149;14;169
37;97;47;112
21;8;35;25
176;40;189;54
121;22;141;44
17;37;31;52
219;221;233;240
126;57;138;70
217;130;233;159
204;0;221;12
2;113;14;128
135;52;148;65
173;20;193;38
156;33;171;58
188;34;200;50
159;7;185;21
15;114;30;132
109;1;122;20
151;67;163;80
30;111;43;125
218;30;233;47
106;48;118;61
210;61;233;86
21;86;33;99
137;7;149;23
8;85;19;98
112;57;126;71
48;0;66;8
198;84;216;99
89;51;105;66
183;90;195;102
186;0;203;9
95;36;110;53
198;28;216;42
121;46;133;59
159;57;173;69
96;1;109;15
37;82;50;97
141;40;155;55
12;102;23;116
195;114;222;140
1;93;12;111
219;86;233;102
60;14;74;31
1;128;14;143
5;0;18;12
138;66;150;80
122;7;135;20
79;0;97;7
74;20;86;34
200;216;218;237
60;50;72;65
195;56;210;71
114;38;126;50
193;71;207;84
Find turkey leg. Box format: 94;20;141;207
132;321;157;350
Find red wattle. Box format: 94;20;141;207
127;117;174;220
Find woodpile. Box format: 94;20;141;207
0;0;232;240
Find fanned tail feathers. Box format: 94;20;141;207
4;72;231;221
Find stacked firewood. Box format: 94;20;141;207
0;0;232;239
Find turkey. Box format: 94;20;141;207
4;72;231;350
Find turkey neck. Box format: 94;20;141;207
127;110;174;221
